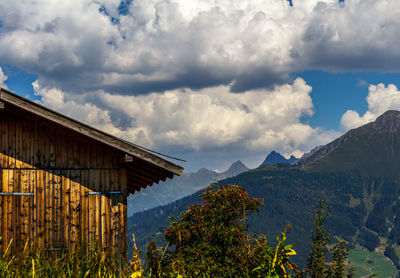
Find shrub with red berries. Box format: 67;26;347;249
147;184;297;277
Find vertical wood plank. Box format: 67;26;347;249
55;130;63;169
32;170;37;241
70;169;81;247
0;115;2;250
36;123;44;168
92;144;98;169
79;140;89;169
1;114;7;168
44;125;50;169
0;113;3;165
20;169;30;242
80;169;89;247
53;170;62;247
61;134;68;169
88;170;95;243
9;170;16;253
49;127;56;169
37;170;45;248
62;169;71;248
120;168;127;257
0;114;2;242
110;169;120;250
33;118;39;168
16;117;23;168
1;170;8;252
97;145;104;169
8;117;16;169
67;136;74;169
103;154;112;250
0;171;2;250
110;196;118;250
94;169;101;245
104;169;111;249
100;170;107;249
44;170;51;248
27;117;34;168
73;137;80;169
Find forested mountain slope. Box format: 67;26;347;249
128;110;400;269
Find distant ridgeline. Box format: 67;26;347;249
127;160;249;215
260;151;298;166
128;151;298;215
128;110;400;271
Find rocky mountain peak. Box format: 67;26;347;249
372;110;400;132
261;151;298;166
219;160;249;179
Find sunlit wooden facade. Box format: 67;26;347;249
0;88;183;256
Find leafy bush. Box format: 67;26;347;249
145;184;297;277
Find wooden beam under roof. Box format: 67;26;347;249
128;158;175;180
127;174;153;187
127;171;157;184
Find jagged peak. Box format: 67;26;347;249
224;160;248;172
261;151;298;166
229;160;246;167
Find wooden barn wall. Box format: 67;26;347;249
0;107;127;255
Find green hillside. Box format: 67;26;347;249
128;110;400;273
302;110;400;180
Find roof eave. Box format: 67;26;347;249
0;88;184;176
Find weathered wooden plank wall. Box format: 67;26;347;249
0;106;127;255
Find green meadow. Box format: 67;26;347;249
348;246;398;278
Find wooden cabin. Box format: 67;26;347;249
0;88;183;256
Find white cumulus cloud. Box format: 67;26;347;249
0;67;8;89
1;0;400;94
341;83;400;131
33;78;338;165
300;0;400;71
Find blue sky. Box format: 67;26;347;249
0;64;38;99
1;0;400;172
295;71;373;130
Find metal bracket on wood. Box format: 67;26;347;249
123;154;133;163
88;191;122;195
0;192;34;196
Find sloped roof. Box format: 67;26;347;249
0;88;184;194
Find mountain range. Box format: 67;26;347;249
127;160;249;215
128;151;296;215
128;110;400;272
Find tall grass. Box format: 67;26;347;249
0;236;139;278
